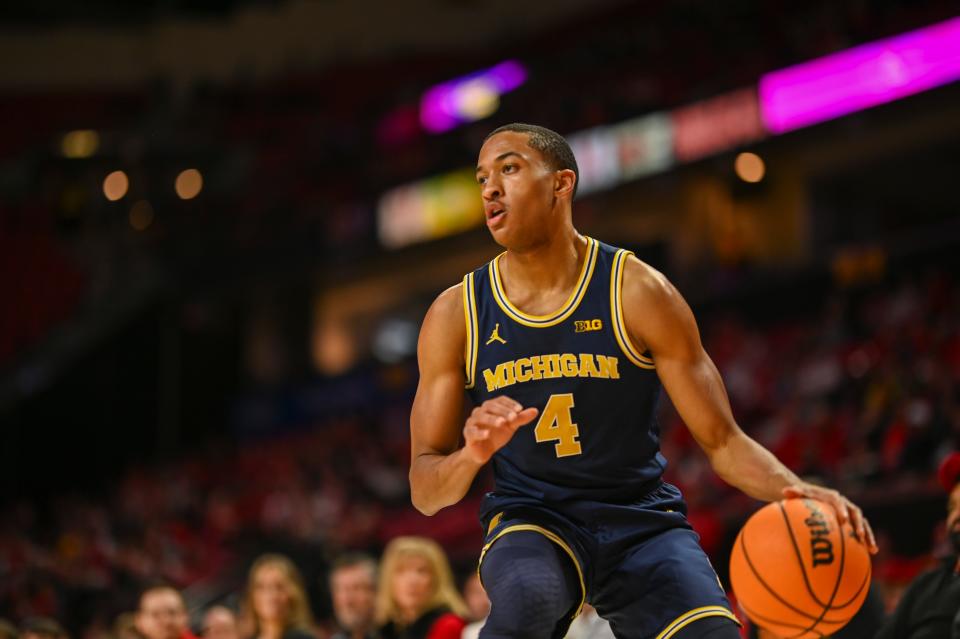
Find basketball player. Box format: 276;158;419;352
408;123;877;639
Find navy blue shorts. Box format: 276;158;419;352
478;482;739;639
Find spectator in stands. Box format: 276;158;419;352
329;553;377;639
112;613;142;639
135;586;197;639
459;573;488;639
201;606;240;639
240;554;315;639
374;537;467;639
876;451;960;638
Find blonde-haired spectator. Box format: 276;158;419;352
375;536;467;639
240;554;316;639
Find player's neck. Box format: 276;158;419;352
501;226;586;296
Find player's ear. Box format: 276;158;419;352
555;169;576;199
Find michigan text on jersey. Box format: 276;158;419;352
482;353;620;392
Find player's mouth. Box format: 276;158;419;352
485;205;507;227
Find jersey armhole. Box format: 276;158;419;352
462;272;479;388
610;249;656;369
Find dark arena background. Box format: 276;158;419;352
1;1;959;637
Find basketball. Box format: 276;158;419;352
729;498;872;638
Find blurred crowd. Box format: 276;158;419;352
1;0;956;370
0;539;491;639
2;261;958;637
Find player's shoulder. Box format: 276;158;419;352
419;282;467;345
428;282;465;321
621;253;677;305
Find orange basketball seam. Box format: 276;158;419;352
738;530;824;623
779;501;849;637
733;501;870;638
778;501;831;610
737;535;853;625
830;562;871;609
739;599;843;637
738;593;851;627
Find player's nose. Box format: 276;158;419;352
481;176;502;201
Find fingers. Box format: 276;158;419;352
465;396;537;441
862;517;879;554
474;397;535;424
781;485;803;499
463;424;489;441
782;484;877;553
844;500;879;553
513;406;539;427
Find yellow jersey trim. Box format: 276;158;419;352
488;236;598;328
611;249;656;369
655;605;741;639
477;524;586;621
462;273;479;389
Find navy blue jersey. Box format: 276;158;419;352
463;237;668;503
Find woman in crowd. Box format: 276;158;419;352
375;537;467;639
240;554;316;639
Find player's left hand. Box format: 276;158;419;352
782;483;878;554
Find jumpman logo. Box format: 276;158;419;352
486;323;507;346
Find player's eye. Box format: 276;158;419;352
477;176;487;185
503;164;517;173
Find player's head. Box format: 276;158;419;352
938;452;960;551
374;536;468;626
483;124;579;197
477;123;578;250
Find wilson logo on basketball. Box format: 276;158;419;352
803;500;835;567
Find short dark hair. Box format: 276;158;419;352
330;552;377;583
484;123;579;198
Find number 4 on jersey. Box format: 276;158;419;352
534;393;582;457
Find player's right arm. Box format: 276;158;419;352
409;284;537;516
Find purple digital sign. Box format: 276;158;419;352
420;60;527;133
760;16;960;134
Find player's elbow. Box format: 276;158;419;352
410;488;438;516
412;498;440;517
408;472;441;516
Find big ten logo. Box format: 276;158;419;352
574;319;603;333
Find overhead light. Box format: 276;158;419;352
175;169;203;200
61;130;99;159
103;170;129;201
734;152;765;183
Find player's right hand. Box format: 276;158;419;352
463;396;538;465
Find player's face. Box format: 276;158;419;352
476;131;561;250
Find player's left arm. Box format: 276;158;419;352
620;256;877;552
